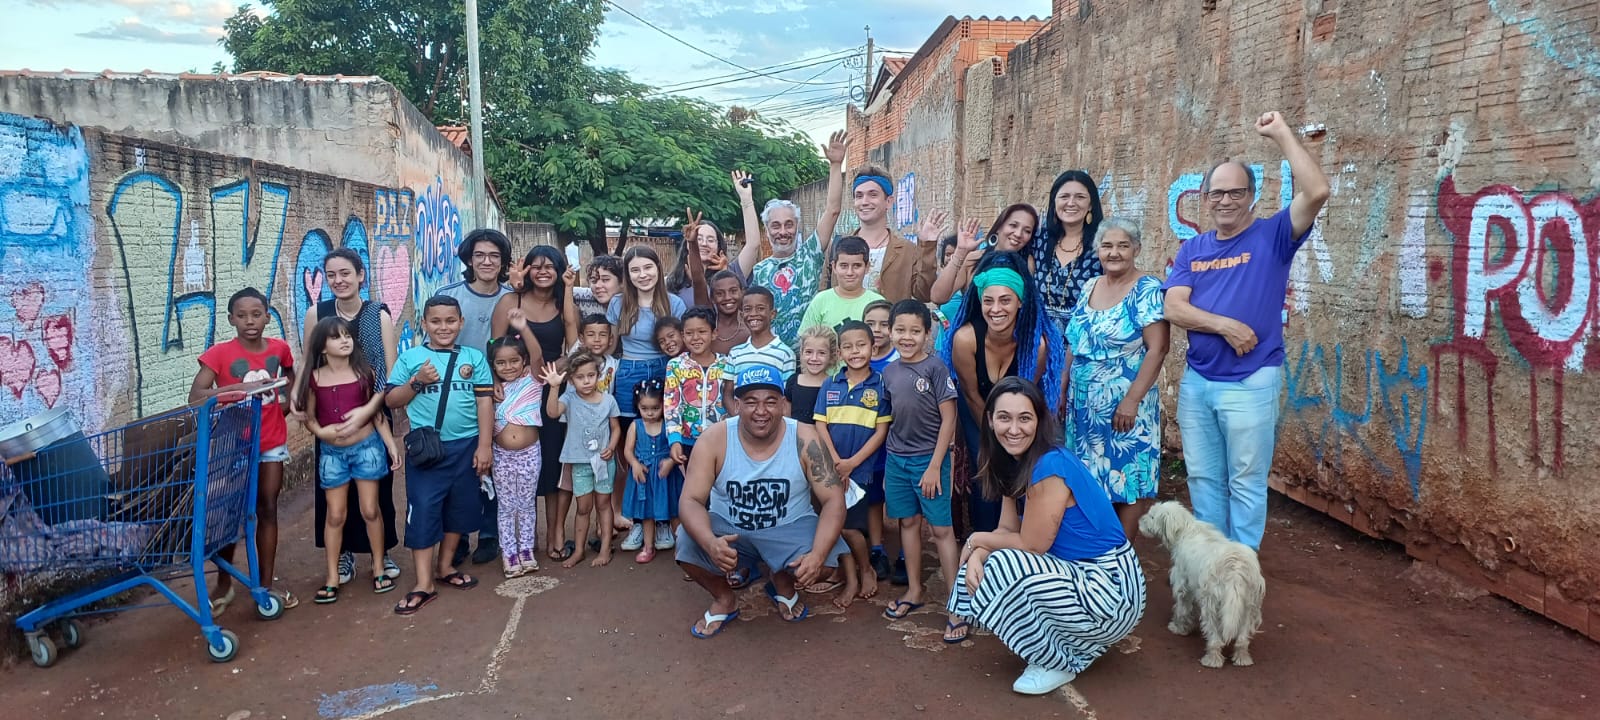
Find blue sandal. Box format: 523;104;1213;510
882;600;925;619
764;582;810;622
943;620;972;644
690;609;740;639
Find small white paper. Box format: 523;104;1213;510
844;478;866;508
589;453;609;483
480;474;496;500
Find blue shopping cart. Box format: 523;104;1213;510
0;385;286;667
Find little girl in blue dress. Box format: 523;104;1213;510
621;379;680;563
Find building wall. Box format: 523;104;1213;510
956;0;1600;636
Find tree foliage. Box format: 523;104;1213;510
222;1;828;246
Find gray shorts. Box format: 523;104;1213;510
675;513;849;575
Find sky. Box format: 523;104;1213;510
0;0;1051;142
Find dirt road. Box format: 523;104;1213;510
2;490;1595;719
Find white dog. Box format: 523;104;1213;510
1138;501;1266;668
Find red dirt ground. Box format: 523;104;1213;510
2;490;1596;719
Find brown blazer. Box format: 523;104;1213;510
874;233;939;303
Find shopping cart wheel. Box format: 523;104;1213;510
256;593;284;621
28;635;58;668
59;620;83;649
206;630;239;663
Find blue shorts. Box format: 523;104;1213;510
844;469;885;531
318;432;388;489
570;462;616;497
404;436;483;549
614;357;668;416
884;452;952;526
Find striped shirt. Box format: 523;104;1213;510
728;336;797;380
814;369;892;470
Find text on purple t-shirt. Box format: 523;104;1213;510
1162;208;1310;381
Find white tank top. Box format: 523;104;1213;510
710;417;814;531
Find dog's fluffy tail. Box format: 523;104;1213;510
1216;552;1266;643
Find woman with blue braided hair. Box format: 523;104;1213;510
941;250;1066;534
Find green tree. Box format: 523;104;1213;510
221;1;828;248
222;0;603;121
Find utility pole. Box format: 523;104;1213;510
864;26;874;100
465;0;488;226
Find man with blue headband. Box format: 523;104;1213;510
848;163;941;303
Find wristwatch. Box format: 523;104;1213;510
410;380;427;393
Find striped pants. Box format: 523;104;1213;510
947;543;1146;674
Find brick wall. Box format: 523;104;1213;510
897;0;1600;639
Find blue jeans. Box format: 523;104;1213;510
1176;365;1281;550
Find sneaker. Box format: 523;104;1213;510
452;541;471;568
653;523;676;550
891;556;909;586
503;557;521;578
472;537;500;565
619;524;646;551
384;556;402;579
1011;664;1076;695
870;550;891;581
337;552;356;585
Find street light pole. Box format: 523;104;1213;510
464;0;488;226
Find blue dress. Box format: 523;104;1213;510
1064;275;1164;503
622;418;679;522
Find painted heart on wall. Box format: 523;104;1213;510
0;336;37;399
374;244;412;324
11;282;45;330
41;314;74;370
33;367;61;409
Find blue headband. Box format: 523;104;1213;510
853;175;894;196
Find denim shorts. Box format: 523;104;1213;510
614;357;668;416
404;436;483;549
261;444;290;463
318;432;387;489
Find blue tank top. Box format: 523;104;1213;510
710;417;814;531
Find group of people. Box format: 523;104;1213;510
187;112;1329;696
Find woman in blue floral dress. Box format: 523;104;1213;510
1064;218;1170;538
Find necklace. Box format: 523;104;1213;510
715;321;743;343
334;300;361;321
864;227;891;249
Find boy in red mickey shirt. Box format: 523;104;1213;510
189;287;296;612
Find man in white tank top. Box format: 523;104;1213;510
675;364;849;638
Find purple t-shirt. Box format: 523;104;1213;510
1163;208;1310;381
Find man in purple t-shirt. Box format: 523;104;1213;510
1162;111;1330;550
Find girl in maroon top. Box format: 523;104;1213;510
294;317;400;603
189;288;296;613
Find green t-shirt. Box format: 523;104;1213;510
748;232;824;351
799;287;887;335
388;344;492;442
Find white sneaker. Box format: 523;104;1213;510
1011;664;1076;695
619;524;646;551
654;523;676;549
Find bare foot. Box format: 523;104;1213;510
590;550;613;567
834;575;859;609
857;569;879;599
562;546;587;569
613;516;634;532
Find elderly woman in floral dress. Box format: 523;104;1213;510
1063;218;1169;539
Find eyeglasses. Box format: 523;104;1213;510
471;252;503;262
1205;188;1250;202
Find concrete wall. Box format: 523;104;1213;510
878;0;1600;638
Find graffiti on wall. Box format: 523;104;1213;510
894;172;918;232
0;113;101;428
409;177;463;347
1431;174;1597;474
1283;340;1431;500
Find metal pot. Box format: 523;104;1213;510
0;408;80;461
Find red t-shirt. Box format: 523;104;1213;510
198;338;295;450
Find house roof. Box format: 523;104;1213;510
0;68;385;83
436;125;471;156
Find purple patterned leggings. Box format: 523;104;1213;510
493;442;542;562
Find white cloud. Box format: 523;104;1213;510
76;16;222;45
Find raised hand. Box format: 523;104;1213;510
822;130;847;165
731;170;754;201
563;265;580;288
507;307;529;332
538;361;567;388
917;209;951;246
508;256;528;291
956;217;982;253
1255;111;1291;140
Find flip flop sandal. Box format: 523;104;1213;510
557;540;576;561
208;587;236;616
726;566;763;590
765;582;811;622
393;590;437;616
802;578;844;594
273;589;300;610
373;576;397;595
943;620;972;644
882;600;925;620
439;572;479;590
314;586;340;604
690;609;740;639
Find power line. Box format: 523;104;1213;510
750;60;847;108
605;0;841;86
651;56;852;96
650;49;856;93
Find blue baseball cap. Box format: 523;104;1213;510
733;364;785;398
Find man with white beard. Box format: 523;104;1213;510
734;130;847;350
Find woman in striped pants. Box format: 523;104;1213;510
948;376;1146;695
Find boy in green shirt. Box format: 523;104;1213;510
800;236;885;333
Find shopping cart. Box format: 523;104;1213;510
0;384;287;667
